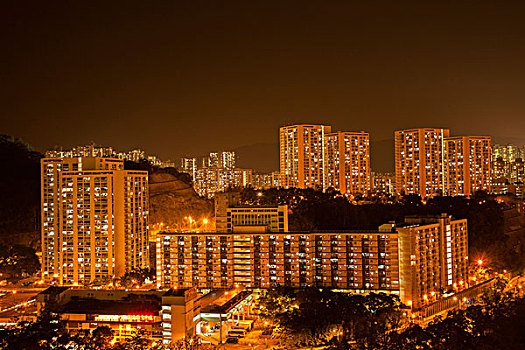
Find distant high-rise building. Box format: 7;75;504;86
220;151;236;169
493;157;508;180
46;144;170;168
252;173;273;189
490;144;525;194
325;131;371;195
126;149;146;162
207;152;219;167
271;171;281;188
41;157;149;285
444;136;491;196
194;167;252;198
180;157;197;179
395;128;450;198
279;124;332;190
371;172;395;195
510;158;525;183
493;144;525;163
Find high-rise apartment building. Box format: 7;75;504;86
220;151;236;169
325;131;371;195
279;124;332;190
204;151;236;168
41;157;149;285
156;214;468;309
493;144;525;163
207;152;219;167
371;172;396;195
492;156;524;184
510;158;525;183
194;167;252;198
180;157;197;179
444;136;491;196
395;128;450;198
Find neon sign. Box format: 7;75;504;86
94;314;155;323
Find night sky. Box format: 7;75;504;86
2;1;525;172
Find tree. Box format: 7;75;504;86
260;287;404;348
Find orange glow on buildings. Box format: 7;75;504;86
156;214;468;308
395;128;450;198
279;124;370;195
444;136;491;196
280;124;331;190
325;131;371;195
41;157;149;285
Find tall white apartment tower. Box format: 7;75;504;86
41;157;149;285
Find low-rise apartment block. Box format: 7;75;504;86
156;214;468;309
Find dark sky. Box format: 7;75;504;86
2;1;525;172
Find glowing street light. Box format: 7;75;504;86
477;259;483;266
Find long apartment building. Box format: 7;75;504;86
156;214;468;308
41;157;149;285
444;136;492;196
279;124;370;195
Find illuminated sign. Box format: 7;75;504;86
94;314;155;323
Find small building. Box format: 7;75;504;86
36;287;200;344
215;192;288;233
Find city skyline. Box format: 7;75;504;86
3;1;525;172
2;2;525;348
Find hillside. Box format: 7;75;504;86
148;170;213;231
0;135;41;247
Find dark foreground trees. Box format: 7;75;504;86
383;286;525;350
260;281;525;349
259;287;405;348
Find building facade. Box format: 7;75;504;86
194;167;252;198
279;124;332;190
37;288;200;344
371;172;395;195
181;157;197;179
493;144;525;163
444;136;491;196
395;128;450;198
156;214;468;308
214;192;288;233
41;157;149;285
325;131;371;195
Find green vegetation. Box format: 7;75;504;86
259;287;405;348
384;278;525;350
119;267;156;288
0;243;40;280
260;280;525;349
